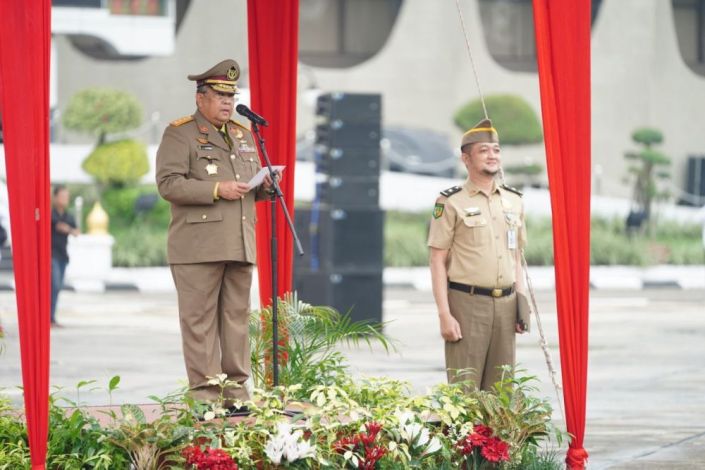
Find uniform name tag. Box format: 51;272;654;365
508;229;517;250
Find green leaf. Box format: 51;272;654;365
76;380;97;390
120;404;146;424
108;376;121;393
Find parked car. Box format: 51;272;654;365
296;126;460;178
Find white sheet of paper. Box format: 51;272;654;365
247;165;285;189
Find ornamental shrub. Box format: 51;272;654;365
82;139;149;187
63;88;142;144
453;94;543;145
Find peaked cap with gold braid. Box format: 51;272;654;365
460;118;499;149
187;59;240;93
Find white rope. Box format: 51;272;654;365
454;0;488;119
522;253;566;425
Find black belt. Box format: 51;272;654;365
448;281;515;298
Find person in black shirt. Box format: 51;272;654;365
51;185;79;327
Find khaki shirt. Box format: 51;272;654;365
156;109;268;264
427;179;526;288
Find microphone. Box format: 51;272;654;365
236;104;269;127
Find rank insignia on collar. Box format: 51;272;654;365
433;203;445;219
205;163;218;175
199;126;209;134
234;129;244;139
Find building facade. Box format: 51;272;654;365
45;0;705;201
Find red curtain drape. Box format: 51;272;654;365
532;1;591;468
0;1;52;469
247;0;299;307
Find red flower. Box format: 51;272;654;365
182;445;238;470
333;423;388;469
365;445;387;461
480;437;510;463
471;431;490;447
333;435;359;454
183;445;204;463
365;421;382;438
473;424;494;437
359;431;376;446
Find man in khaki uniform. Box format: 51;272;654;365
428;118;528;391
156;59;274;404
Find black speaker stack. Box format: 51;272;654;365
684;155;705;206
294;93;384;324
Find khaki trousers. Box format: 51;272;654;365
445;288;516;390
170;261;252;402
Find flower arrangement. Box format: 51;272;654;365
0;296;565;469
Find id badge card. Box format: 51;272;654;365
508;229;517;250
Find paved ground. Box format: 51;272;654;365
1;286;704;469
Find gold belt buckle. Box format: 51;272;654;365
491;288;503;298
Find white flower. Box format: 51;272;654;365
202;411;215;421
398;420;441;456
264;422;316;465
264;436;285;465
395;409;414;425
422;437;442;456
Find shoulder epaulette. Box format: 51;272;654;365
440;186;462;197
170;115;194;127
501;184;523;197
229;119;250;131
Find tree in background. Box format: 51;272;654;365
63;88;148;189
454;94;544;187
624;127;671;231
454;94;543;145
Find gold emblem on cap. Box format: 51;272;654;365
227;66;238;80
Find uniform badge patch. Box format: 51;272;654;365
433;203;445;219
197;137;208;144
205;163;218;175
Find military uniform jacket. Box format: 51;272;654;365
427;179;526;288
156;109;267;264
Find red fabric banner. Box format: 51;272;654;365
532;1;591;468
247;0;299;307
0;1;52;469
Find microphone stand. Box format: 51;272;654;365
250;122;304;388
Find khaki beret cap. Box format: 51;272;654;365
461;118;499;149
188;59;240;93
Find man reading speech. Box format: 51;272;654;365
156;59;274;406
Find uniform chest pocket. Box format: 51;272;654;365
186;210;223;224
461;216;489;243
